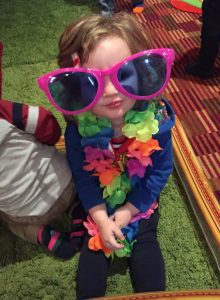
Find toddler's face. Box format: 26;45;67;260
83;36;136;125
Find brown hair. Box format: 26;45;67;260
57;12;152;68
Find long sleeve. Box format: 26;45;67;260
127;130;173;212
127;99;175;212
65;123;104;212
0;98;61;145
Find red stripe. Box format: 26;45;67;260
208;154;220;177
112;137;135;161
0;42;3;98
190;136;207;156
0;99;13;123
111;136;127;144
197;134;212;155
206;132;219;153
70;231;84;238
200;110;217;132
48;231;60;251
200;155;215;179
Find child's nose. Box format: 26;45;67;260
103;76;118;97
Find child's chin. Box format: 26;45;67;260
106;110;125;121
94;109;124;121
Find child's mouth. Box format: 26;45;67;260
106;101;122;109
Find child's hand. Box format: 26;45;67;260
112;203;140;229
99;218;125;250
89;204;124;250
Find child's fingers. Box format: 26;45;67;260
102;226;125;250
106;237;123;250
113;226;125;241
115;221;123;229
109;215;124;229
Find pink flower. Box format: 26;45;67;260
83;146;116;174
84;146;114;162
83;215;99;236
83;158;115;173
131;202;158;223
127;158;146;178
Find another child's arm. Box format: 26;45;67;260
0;98;61;145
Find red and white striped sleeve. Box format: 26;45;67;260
0;98;61;145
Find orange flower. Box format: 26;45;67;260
88;234;113;255
99;168;120;185
128;138;161;156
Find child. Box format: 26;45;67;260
98;0;144;16
38;13;175;298
186;0;220;78
0;98;85;259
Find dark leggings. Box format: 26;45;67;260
197;0;220;71
76;209;165;299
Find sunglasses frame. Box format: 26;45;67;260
38;48;174;115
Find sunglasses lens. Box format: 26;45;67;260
118;54;167;97
48;72;98;112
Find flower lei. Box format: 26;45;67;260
76;101;164;258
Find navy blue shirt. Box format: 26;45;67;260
65;99;175;213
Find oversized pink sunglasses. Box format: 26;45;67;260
38;48;174;115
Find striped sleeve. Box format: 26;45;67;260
0;98;61;145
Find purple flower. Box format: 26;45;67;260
127;159;146;178
84;146;114;162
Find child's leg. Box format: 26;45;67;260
129;209;166;292
186;21;220;77
197;22;220;72
76;235;110;299
131;0;144;14
37;199;86;259
198;36;219;71
36;178;76;224
0;180;85;259
0;212;84;259
99;0;115;16
68;194;87;232
0;216;39;243
186;1;220;78
37;225;84;259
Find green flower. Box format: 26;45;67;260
77;112;111;137
122;109;159;142
103;174;130;207
115;239;136;258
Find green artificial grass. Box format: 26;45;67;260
0;0;219;299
